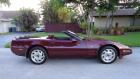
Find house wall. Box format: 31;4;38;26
94;16;131;28
134;16;140;26
0;21;16;33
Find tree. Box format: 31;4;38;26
96;0;119;33
40;0;64;23
13;8;39;32
64;0;140;37
64;0;140;15
41;0;78;24
97;0;140;33
57;6;77;23
119;0;140;8
57;7;71;23
0;0;10;6
64;0;98;39
64;0;97;19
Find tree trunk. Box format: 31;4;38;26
110;10;114;28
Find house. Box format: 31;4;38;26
0;11;19;33
90;9;140;28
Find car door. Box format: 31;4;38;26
85;40;100;57
48;39;89;57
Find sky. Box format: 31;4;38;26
0;0;41;11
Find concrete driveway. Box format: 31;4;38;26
0;47;140;79
0;33;35;48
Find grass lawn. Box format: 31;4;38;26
5;32;140;48
94;32;140;47
32;32;69;37
32;32;140;47
5;42;11;48
0;32;11;35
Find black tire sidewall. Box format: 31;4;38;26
29;46;47;65
99;46;118;64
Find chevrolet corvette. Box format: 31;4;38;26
11;30;132;64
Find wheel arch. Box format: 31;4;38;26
98;44;120;56
26;45;48;58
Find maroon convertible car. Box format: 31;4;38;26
11;30;132;64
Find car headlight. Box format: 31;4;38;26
122;49;131;53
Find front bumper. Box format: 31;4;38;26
119;48;132;57
112;42;132;57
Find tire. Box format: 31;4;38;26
99;46;118;64
29;46;48;65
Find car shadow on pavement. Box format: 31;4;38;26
17;58;120;66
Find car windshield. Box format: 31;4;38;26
63;30;82;41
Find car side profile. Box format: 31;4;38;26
11;30;132;64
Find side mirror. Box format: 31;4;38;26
72;39;77;43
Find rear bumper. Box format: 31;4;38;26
11;46;27;56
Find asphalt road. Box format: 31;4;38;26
0;48;140;79
0;33;35;48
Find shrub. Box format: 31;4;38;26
80;21;88;30
110;27;124;35
124;26;140;32
93;27;103;35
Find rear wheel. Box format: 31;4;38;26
99;46;118;64
29;46;48;65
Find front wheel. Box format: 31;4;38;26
99;46;118;64
29;46;48;65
